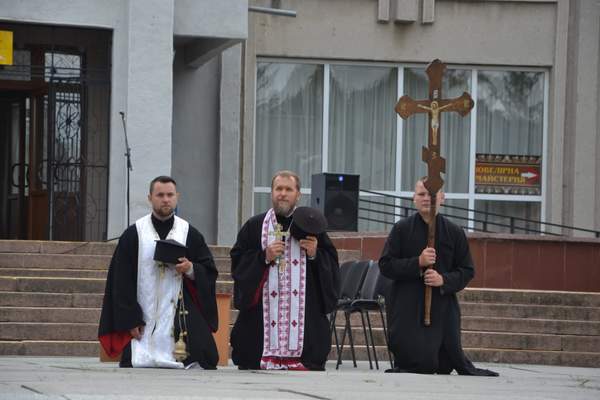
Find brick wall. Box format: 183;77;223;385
330;232;600;292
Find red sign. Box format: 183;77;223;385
475;154;541;195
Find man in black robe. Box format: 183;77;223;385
379;179;497;376
99;176;219;369
230;170;340;370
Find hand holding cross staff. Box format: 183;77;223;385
419;247;444;287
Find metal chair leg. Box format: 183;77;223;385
359;310;373;369
379;306;393;369
345;311;358;367
330;309;340;357
335;310;348;370
365;311;379;370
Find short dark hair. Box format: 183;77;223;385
149;176;177;194
271;170;301;191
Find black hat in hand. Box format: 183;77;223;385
290;206;328;240
154;239;187;265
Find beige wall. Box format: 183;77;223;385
252;0;556;66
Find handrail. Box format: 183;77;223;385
358;215;519;234
358;189;600;237
358;203;559;236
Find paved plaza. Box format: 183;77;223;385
0;357;598;400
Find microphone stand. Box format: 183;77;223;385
119;111;133;226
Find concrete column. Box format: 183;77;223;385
569;0;600;233
217;44;243;245
107;2;132;239
241;25;257;226
171;51;220;244
547;0;569;234
124;0;175;223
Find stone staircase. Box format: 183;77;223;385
0;240;233;356
331;289;600;368
1;240;599;368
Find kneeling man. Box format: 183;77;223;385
99;176;219;369
230;170;340;370
379;178;497;376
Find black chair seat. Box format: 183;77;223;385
349;299;381;310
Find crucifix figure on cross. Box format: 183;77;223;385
394;59;474;327
272;223;289;273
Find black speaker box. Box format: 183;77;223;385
310;173;359;231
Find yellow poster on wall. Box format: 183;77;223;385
0;31;14;65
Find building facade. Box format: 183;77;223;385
243;0;600;238
1;0;598;244
0;0;246;244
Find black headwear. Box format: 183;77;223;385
290;206;328;240
153;239;187;265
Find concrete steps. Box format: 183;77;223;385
0;240;116;255
0;322;98;341
464;348;600;368
461;302;600;321
462;316;600;336
0;253;111;270
0;276;107;293
0;254;231;274
0;307;101;323
0;266;231;281
463;331;600;353
0;268;108;279
0;340;98;356
459;288;600;308
0;276;233;295
334;326;600;352
0;291;103;308
330;345;600;369
1;239;599;368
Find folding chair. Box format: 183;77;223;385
329;260;370;369
350;261;393;370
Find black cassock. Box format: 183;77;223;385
98;215;219;369
379;213;497;376
229;212;340;370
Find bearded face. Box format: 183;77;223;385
148;182;178;219
271;176;301;216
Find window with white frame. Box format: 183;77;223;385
254;59;547;233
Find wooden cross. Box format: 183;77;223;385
395;59;474;326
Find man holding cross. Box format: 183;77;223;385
379;59;497;376
379;178;497;376
229;170;340;370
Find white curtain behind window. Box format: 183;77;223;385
474;71;544;230
255;63;323;187
328;65;397;191
401;68;471;193
477;71;543;156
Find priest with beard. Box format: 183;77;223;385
230;170;340;370
99;176;219;369
379;178;498;376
